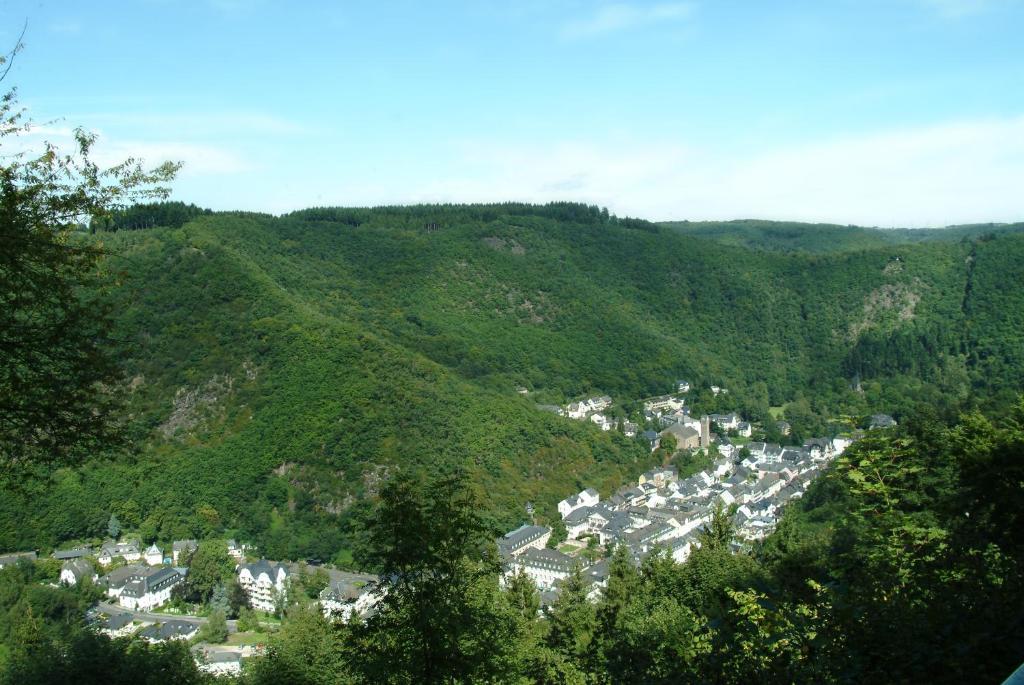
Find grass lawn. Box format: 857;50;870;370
768;406;785;419
730;435;751;446
226;631;270;646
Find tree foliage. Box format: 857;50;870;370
0;76;178;470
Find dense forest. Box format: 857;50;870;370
2;204;1024;568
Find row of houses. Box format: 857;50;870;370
51;538;246;567
93;612;246;676
496;429;856;597
235;559;384;621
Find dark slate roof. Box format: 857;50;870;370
172;539;198;553
140;620;198;641
240;559;289;580
0;551;37;566
320;571;380;602
103;565;152;589
581;558;610;585
62;558;94;581
564;506;593;525
497;525;550;556
53;547;92;560
104;613;133;631
516;548;575;573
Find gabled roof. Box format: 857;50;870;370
240;559;288;581
564;506;593;524
497;525;550;556
320;571;380;602
62;558;94;580
516;548;575;573
53;547;92;560
103;613;133;631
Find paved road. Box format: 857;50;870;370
95;601;239;632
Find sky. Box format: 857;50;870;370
2;0;1023;226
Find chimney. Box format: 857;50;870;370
700;415;710;450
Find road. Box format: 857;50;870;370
95;601;239;632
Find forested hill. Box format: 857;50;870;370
662;218;1024;253
3;203;1023;566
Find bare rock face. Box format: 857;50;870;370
847;281;921;341
158;374;235;439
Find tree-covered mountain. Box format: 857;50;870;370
662;218;1024;254
2;203;1023;567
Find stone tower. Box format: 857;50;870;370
700;415;710;450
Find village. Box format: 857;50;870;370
0;380;894;678
500;380;888;603
0;537;384;677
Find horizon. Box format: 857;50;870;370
3;0;1023;227
117;197;1015;229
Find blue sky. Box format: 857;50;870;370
2;0;1023;225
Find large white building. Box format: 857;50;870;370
104;565;184;611
238;560;291;612
558;488;600;519
496;525;551;558
507;548;575;590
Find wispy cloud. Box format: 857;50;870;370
48;21;81;35
75;111;310;138
387;115;1024;227
561;2;694;39
12;125;253;176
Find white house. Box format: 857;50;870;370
669;534;699;563
238;560;291;613
98;612;137;638
98;540;141;565
226;539;246;561
106;566;184;611
563;507;593;540
197;650;243;677
643;395;685;414
589;413;613;431
138;619;198;642
508;548;575;590
172;540;198;565
319;571;383;621
558;488;600;519
120;568;184;611
676;380;691;393
144;544;163;566
60;559;96;586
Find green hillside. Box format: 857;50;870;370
662;218;1024;253
3;203;1023;565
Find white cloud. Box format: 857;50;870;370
385;116;1024;227
561;2;694;39
10;125;252;176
